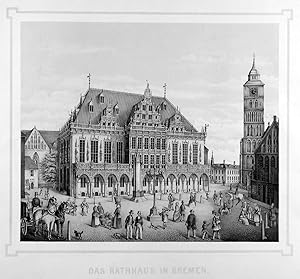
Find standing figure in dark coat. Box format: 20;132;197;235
125;210;134;239
135;211;143;240
185;209;197;238
160;209;168;228
179;200;186;222
112;204;122;229
173;202;181;222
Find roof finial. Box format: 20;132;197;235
87;73;91;89
146;80;149;88
252;52;256;68
163;83;167;99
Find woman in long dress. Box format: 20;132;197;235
112;204;122;229
253;204;261;226
91;206;100;227
173;202;181;222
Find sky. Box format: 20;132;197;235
21;22;278;164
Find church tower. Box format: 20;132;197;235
240;54;265;187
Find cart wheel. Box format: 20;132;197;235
21;218;27;236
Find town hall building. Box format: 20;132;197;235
57;82;211;198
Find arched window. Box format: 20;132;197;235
80;176;88;188
249;100;252;108
267;135;272;153
34;132;37;149
265;156;270;182
247;140;251;152
258;156;264;180
252;140;256;152
255;100;258;108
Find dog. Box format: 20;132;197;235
112;233;122;239
74;230;83;240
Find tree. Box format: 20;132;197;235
41;150;57;187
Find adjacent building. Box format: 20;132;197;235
250;116;279;207
22;127;59;187
240;55;265;188
57;83;211;198
210;154;240;185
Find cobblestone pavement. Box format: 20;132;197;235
23;184;278;242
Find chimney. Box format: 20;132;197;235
273;115;276;122
234;161;236;166
223;160;225;165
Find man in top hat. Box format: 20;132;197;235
185;209;197;238
125;210;134;239
135;211;143;240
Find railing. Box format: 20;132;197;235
70;122;124;131
74;162;132;171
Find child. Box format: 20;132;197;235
201;220;210;240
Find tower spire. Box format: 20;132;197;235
87;73;91;89
163;83;167;98
252;52;256;69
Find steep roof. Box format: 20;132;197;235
74;88;197;132
255;117;279;153
22;129;59;148
25;156;38;170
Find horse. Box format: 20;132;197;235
227;192;244;207
32;197;57;240
55;202;68;238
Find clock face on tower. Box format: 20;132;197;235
250;87;258;96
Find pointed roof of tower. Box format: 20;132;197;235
244;53;265;86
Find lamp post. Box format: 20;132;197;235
146;166;162;218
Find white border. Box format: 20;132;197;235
5;8;293;256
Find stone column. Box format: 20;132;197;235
132;155;144;199
116;182;120;196
150;179;154;194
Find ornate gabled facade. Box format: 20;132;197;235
250;116;279;207
240;55;265;188
57;83;210;198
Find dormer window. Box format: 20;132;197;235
99;94;104;103
114;104;119;114
88;101;94;113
